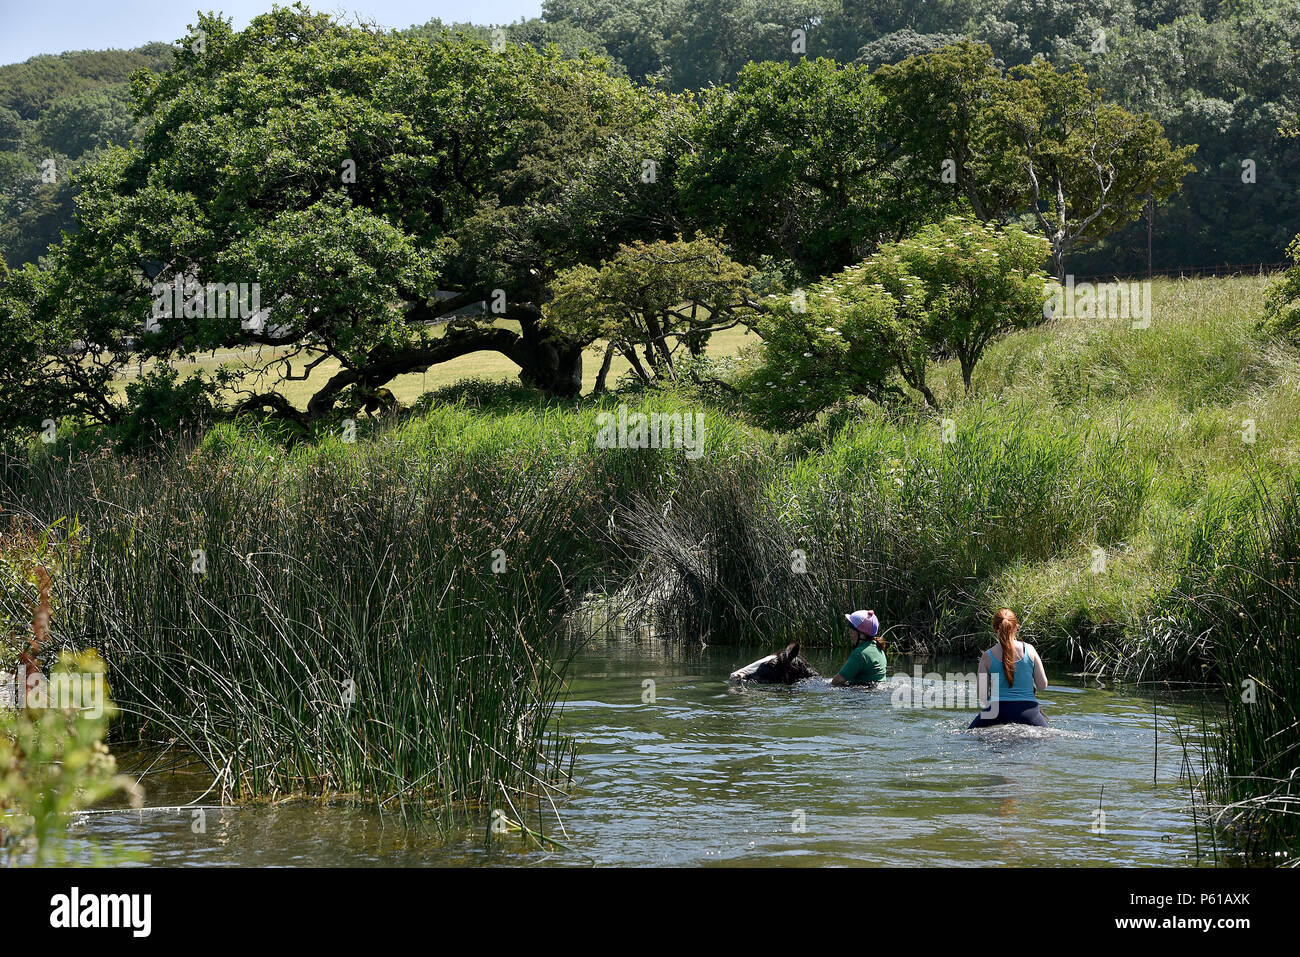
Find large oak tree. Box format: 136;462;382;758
0;5;688;431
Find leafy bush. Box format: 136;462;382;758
1;649;142;865
1261;233;1300;343
739;278;898;427
743;216;1050;424
411;376;544;412
113;365;214;451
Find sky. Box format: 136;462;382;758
0;0;547;66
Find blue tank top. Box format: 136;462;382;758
989;642;1037;701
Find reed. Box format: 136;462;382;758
1178;478;1300;864
1;432;600;820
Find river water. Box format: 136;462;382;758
62;635;1210;866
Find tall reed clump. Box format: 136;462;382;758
1182;477;1300;864
616;452;827;642
623;399;1152;660
0;432;604;822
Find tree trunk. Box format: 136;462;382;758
515;312;583;397
517;336;583;397
620;344;655;384
1052;244;1067;284
593;342;616;394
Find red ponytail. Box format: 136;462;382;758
994;609;1020;687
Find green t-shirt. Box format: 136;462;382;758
838;641;887;685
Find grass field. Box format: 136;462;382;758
80;274;1300;672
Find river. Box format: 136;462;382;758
62;635;1210;866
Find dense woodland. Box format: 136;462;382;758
0;0;1296;277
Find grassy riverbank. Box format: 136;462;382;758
2;274;1296;858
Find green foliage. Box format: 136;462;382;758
989;58;1195;277
873;40;1026;224
410;376;544;412
113;365;216;450
1260;233;1300;343
540;0;677;80
538;0;1296;270
0;522;138;864
659;0;826;90
0;6;690;428
30;85;137;158
680;57;919;276
740;272;899;426
0;109;22;153
0;649;142;865
879;216;1051;389
745;215;1050;418
407;16;615;65
876;41;1193;276
545;235;758;385
1190;477;1300;864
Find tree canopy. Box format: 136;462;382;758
0;3;1209;435
0;7;690;431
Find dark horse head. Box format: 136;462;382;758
729;641;819;685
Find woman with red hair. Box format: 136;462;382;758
969;609;1049;728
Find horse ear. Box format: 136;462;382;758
783;641;800;660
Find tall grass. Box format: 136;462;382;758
1;431;601;820
1176;478;1300;864
0;393;767;820
3;276;1297;846
621;400;1152;661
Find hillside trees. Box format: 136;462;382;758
991;58;1195;280
0;7;693;431
873;40;1026;224
877;43;1193;279
679;58;926;277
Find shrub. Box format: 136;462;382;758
742;216;1051;423
1261;233;1300;343
1;650;142;865
113;365;214;450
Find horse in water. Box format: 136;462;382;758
728;641;818;684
